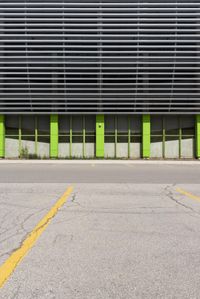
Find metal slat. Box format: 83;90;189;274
0;0;200;114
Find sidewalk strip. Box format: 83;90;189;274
0;185;73;288
176;188;200;203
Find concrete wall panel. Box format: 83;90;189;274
59;143;70;158
181;138;194;159
151;142;163;158
105;143;115;158
72;143;83;158
21;140;35;156
117;143;128;158
130;143;141;158
37;142;49;158
85;143;95;158
5;138;19;158
165;139;179;158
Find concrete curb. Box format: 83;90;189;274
0;159;200;165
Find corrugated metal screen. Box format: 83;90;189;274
0;0;200;114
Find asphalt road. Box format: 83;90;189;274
0;162;200;183
0;163;200;298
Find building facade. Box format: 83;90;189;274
0;0;200;159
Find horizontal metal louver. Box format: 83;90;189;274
0;0;200;114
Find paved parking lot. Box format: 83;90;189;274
0;162;200;298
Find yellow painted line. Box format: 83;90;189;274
0;185;73;288
176;187;200;203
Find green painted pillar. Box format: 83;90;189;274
96;115;104;158
196;115;200;159
142;114;151;159
50;114;58;158
0;115;5;158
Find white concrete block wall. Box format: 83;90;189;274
5;138;19;158
105;143;115;158
151;141;163;158
165;139;179;159
21;140;35;156
59;143;70;158
85;143;95;158
37;142;50;158
117;143;128;158
130;143;141;158
72;143;83;158
181;138;194;159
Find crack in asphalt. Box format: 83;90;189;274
164;184;200;217
0;208;48;243
0;201;70;272
3;192;72;261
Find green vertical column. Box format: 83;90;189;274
70;116;72;158
196;115;200;159
142;114;151;159
114;116;117;158
162;116;166;159
35;116;38;157
96;115;104;158
83;116;86;158
128;115;131;159
50;114;58;158
0;115;5;158
179;117;182;159
19;116;22;158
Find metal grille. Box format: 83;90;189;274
1;0;200;114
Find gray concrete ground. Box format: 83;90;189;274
0;163;200;298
